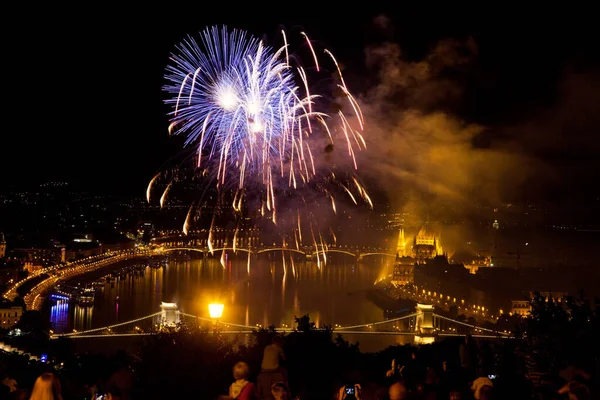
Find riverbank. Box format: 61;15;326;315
366;286;417;317
23;250;153;310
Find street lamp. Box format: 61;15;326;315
208;303;224;333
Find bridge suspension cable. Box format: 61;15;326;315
432;314;510;336
177;312;257;330
336;313;418;330
54;312;163;338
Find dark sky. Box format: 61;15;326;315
3;5;599;205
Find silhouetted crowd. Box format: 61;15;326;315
216;334;595;400
1;333;596;399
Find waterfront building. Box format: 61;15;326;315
0;233;6;259
0;306;22;329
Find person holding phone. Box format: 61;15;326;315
337;383;361;400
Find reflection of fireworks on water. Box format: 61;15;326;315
148;26;371;267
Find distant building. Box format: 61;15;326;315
0;306;22;329
413;224;443;263
102;239;135;253
511;300;530;316
396;229;408;257
11;245;65;269
392;225;445;285
511;291;569;317
392;256;415;286
66;242;102;261
0;233;6;259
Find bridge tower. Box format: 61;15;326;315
160;302;179;327
414;303;436;344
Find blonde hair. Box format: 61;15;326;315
233;361;249;380
30;373;63;400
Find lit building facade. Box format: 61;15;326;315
511;291;569;317
413;224;443;263
392;225;444;285
0;233;6;259
392;256;415;286
0;306;22;328
13;246;65;269
511;300;530;316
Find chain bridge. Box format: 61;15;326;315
50;302;513;343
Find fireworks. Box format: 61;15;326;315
152;26;370;262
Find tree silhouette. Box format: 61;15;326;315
520;291;599;373
294;314;316;333
15;310;50;332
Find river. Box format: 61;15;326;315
47;253;412;352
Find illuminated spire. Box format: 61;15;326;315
396;229;407;257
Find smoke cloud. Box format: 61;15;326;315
355;21;594;220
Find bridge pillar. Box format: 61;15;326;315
415;303;435;333
160;302;179;327
414;303;436;344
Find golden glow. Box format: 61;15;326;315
208;303;224;319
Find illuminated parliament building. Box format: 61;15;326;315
392;225;444;286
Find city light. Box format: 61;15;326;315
208;303;224;320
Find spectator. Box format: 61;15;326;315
270;382;289;400
105;385;122;400
558;379;591;400
460;334;479;381
337;383;361;400
261;336;286;375
229;362;255;400
471;374;493;400
385;359;403;382
388;382;408;400
29;373;63;400
257;336;287;399
479;385;494;400
105;350;133;400
2;372;18;394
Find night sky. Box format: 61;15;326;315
4;5;599;206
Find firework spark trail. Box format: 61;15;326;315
233;227;239;253
318;232;327;265
353;177;373;209
324;49;346;88
160;182;173;208
317;116;333;142
341;184;358;205
160;26;371;248
310;224;320;269
146;173;160;203
281;30;289;65
301;32;320;72
183;204;194;235
294;229;300;250
297;211;303;242
329;227;337;245
338;85;364;130
329;194;337;214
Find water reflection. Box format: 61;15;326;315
56;255;409;351
50;300;69;332
73;305;94;331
